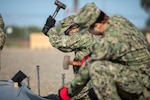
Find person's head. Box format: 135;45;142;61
59;15;75;32
60;15;79;35
89;11;109;35
60;15;79;36
74;3;100;28
65;23;80;35
74;3;109;35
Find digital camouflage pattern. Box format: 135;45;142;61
65;15;150;100
48;3;101;100
0;14;6;50
48;15;99;100
74;3;100;27
48;15;98;61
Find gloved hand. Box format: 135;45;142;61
42;16;56;36
43;94;60;100
59;87;70;100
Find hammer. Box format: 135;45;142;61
63;55;82;70
42;0;66;35
52;0;66;19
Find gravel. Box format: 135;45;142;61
0;47;75;96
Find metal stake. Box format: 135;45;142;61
27;77;31;89
37;65;40;96
62;73;65;87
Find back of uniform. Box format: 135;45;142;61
0;14;6;50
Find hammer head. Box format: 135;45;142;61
55;0;66;9
63;55;70;70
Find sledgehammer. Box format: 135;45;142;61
63;55;82;70
52;0;66;19
42;0;66;35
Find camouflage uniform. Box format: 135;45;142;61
65;3;150;100
0;14;6;50
48;15;96;61
48;2;100;62
48;15;99;99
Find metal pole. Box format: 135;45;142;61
37;65;40;96
74;0;78;14
62;73;65;87
27;77;31;89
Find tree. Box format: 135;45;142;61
4;26;41;40
141;0;150;29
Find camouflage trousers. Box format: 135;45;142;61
71;81;98;100
71;61;98;100
89;60;150;100
71;81;91;100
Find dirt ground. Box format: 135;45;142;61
0;47;75;96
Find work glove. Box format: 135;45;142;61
42;16;56;36
59;87;70;100
43;94;60;100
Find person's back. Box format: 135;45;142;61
95;15;150;73
80;13;150;99
101;15;149;59
0;14;6;50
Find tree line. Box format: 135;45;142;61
4;26;42;40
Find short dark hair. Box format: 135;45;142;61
90;11;108;29
95;11;106;23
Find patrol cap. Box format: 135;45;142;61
74;3;100;27
59;15;75;33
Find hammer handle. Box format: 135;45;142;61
69;61;82;66
52;6;60;19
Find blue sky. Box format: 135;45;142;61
0;0;148;29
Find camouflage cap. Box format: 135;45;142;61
74;3;100;27
59;15;75;33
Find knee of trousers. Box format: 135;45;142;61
88;60;124;80
89;61;107;75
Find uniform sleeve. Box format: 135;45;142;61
91;42;110;60
0;15;6;50
48;26;94;52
